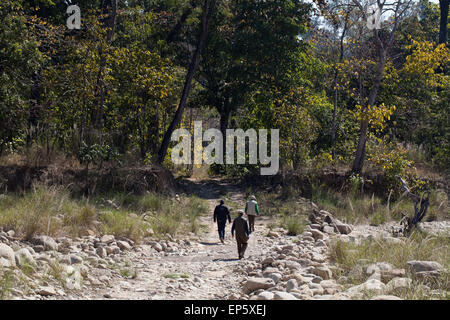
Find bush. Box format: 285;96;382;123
280;214;305;236
99;210;146;243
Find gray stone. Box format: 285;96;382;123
38;286;57;296
243;277;275;294
313;266;332;280
407;261;443;273
31;235;58;251
284;260;301;271
262;267;279;276
267;231;280;238
286;279;298;292
15;248;35;267
106;245;120;255
96;246;107;258
380;269;406;283
69;254;83;264
268;273;282;283
257;291;274;300
261;257;275;266
273;291;298;300
311;229;324;240
100;234;115;244
345;279;386;296
323;226;335;234
0;243;16;267
386;277;412;293
153;243;163;252
371;295;403;300
333;220;353;234
117;240;132;251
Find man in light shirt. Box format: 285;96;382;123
245;195;259;232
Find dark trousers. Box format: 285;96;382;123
237;239;248;259
248;215;256;232
217;220;226;239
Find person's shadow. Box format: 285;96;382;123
212;258;240;262
199;241;220;246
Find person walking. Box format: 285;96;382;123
213;199;231;244
245;195;259;232
231;210;250;259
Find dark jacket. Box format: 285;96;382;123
214;204;231;223
231;216;250;243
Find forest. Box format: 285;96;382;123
0;0;449;185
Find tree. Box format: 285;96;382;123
157;0;216;164
349;0;415;174
439;0;449;44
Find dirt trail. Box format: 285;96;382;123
87;178;272;300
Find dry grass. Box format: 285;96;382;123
0;184;208;242
328;231;450;299
311;184;449;225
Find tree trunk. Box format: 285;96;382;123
93;0;118;141
27;69;42;149
166;1;198;43
157;0;216;164
331;17;348;159
439;0;449;44
219;104;231;147
352;49;387;174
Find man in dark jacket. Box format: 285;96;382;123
213;200;231;243
231;210;250;259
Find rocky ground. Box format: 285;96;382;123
0;180;448;300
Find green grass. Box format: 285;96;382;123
280;214;307;236
0;269;14;300
163;273;190;279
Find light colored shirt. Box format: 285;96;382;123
245;200;259;216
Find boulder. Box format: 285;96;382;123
243;277;275;294
313;266;332;280
38;286;57;296
0;243;16;267
284;260;302;271
311;229;324;240
267;273;282;284
286;279;298;292
380;269;406;283
406;261;443;273
261;257;275;266
345;279;386;297
14;248;35;267
262;267;279;276
333;220;353;235
69;254;83;264
273;291;298;300
371;295;402;300
96;247;107;258
64;265;82;290
153;243;163;252
322;226;335;234
117;240;132;251
386;277;412;293
31;235;58;251
257;291;274;300
100;234;115;244
267;231;280;238
106;245;120;255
